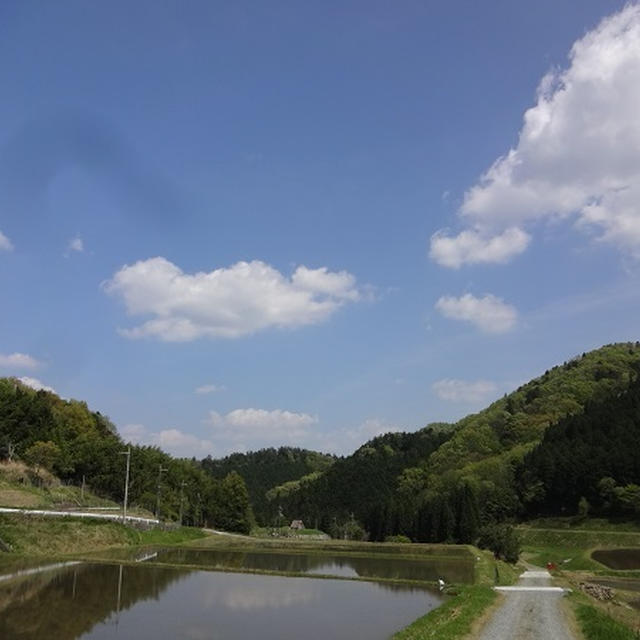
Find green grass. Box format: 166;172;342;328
134;526;207;545
251;526;328;538
0;513;206;555
526;518;640;533
392;548;521;639
569;592;638;640
519;520;640;572
393;585;496;640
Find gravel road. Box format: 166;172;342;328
476;569;576;640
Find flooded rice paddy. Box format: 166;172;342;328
591;548;640;570
102;546;475;584
0;547;467;639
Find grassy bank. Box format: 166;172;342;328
0;514;206;556
393;548;520;640
519;518;640;635
568;591;639;639
519;518;640;571
190;532;472;558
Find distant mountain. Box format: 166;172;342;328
200;447;335;525
269;342;640;541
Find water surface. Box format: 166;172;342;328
100;547;474;584
592;548;640;570
0;561;442;640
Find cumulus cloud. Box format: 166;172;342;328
104;257;364;341
430;227;530;268
432;379;498;403
0;230;13;251
207;408;318;450
17;376;56;394
435;293;517;333
0;353;42;370
431;5;640;264
195;384;225;395
120;423;214;458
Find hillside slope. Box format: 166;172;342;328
200;447;335;524
271;342;640;541
0;378;253;532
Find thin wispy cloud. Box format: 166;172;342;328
436;293;517;333
120;423;213;458
195;383;225;395
0;230;13;251
432;378;498;403
0;353;42;370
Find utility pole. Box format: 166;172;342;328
119;447;131;523
178;481;187;526
155;465;168;520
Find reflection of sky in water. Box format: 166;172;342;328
203;581;317;610
306;562;358;577
0;565;441;640
150;548;475;584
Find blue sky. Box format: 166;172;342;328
2;0;640;457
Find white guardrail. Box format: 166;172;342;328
0;507;159;525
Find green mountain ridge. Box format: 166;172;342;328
2;341;640;541
265;342;640;540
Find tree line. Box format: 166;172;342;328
0;378;253;533
265;343;640;548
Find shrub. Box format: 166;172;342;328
385;534;412;543
477;523;521;563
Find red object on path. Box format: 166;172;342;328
546;562;557;570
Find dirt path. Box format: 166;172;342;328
476;569;576;640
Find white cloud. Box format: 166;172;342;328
432;5;640;262
0;231;13;251
0;353;42;370
104;257;364;341
17;377;56;394
120;423;214;458
207;408;318;450
429;227;530;268
68;236;84;253
195;384;225;395
346;418;401;442
432;379;498;403
435;293;517;333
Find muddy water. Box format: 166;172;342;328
592;548;640;569
0;561;442;639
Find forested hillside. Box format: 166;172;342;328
266;425;453;536
0;378;253;533
200;447;335;524
3;342;639;542
518;368;640;520
270;342;640;541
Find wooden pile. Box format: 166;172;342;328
580;582;614;601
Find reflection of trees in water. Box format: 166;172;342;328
154;549;474;584
0;563;190;639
